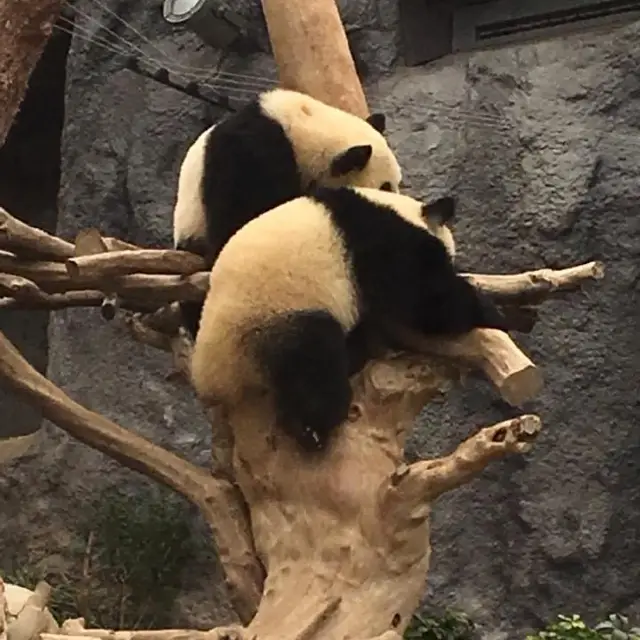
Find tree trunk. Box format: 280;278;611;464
261;0;369;118
0;0;63;146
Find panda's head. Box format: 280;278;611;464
325;113;403;193
260;90;403;194
351;187;457;261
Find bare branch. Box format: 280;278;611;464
464;260;605;304
391;327;543;406
75;230;139;254
66;249;207;279
0;208;74;261
0;330;212;498
380;415;542;520
0;253;209;299
0;290;154;312
73;227;120;320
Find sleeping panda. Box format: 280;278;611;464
190;185;509;454
172;88;402;338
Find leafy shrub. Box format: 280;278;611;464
404;611;640;640
526;614;640;640
404;610;476;639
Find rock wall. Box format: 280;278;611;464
1;0;639;636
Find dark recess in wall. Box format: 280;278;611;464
0;18;74;440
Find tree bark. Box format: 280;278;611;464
260;0;369;118
0;0;64;146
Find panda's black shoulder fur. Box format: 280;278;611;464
309;186;508;337
202;98;302;259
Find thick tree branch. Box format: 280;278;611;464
380;415;542;524
464;261;605;304
0;208;74;261
65;250;208;279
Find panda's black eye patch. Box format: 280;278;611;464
380;182;392;191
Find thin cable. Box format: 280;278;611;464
54;22;135;59
83;0;281;85
59;15;518;131
58;16;135;58
56;12;640;150
72;0;277;86
63;0;521;129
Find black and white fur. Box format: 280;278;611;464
172;88;402;338
191;186;508;454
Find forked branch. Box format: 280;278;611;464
380;415;542;526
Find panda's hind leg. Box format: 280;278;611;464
254;310;352;454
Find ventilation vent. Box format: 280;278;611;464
453;0;640;51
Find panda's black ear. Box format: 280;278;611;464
422;196;456;225
330;145;373;177
366;113;386;134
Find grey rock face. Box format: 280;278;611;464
1;0;639;635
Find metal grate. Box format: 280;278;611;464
453;0;640;51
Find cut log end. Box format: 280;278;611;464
498;363;544;406
65;258;81;278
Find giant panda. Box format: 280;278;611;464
172;88;402;338
190;185;509;454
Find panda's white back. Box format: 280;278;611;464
202;194;358;332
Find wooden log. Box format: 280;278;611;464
66;249;208;279
5;581;53;640
464;261;605;304
0;253;209;301
260;0;369;118
420;329;543;406
73;229;120;319
0;208;75;261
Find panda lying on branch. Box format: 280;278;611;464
190;186;509;454
172;88;402;339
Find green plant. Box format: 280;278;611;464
527;614;640;640
4;483;206;629
404;610;476;640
